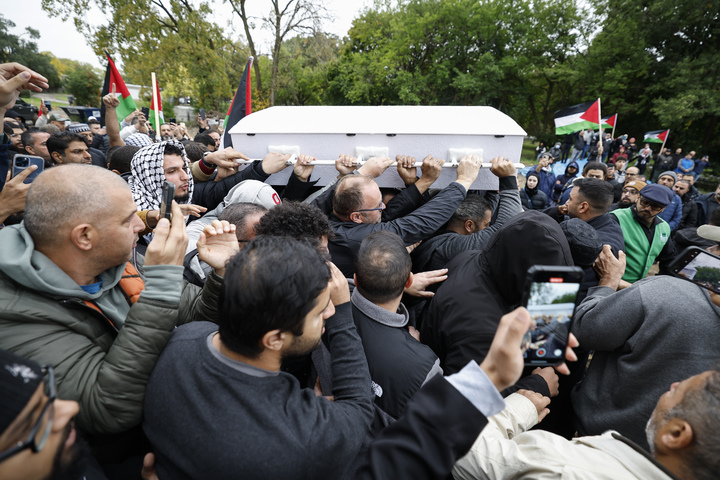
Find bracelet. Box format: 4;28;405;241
199;152;217;174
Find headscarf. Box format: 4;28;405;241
525;171;540;196
125;133;153;148
128;139;194;211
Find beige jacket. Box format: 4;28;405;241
453;394;677;480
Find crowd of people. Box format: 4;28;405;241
2;62;720;480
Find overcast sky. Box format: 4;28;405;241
4;0;375;71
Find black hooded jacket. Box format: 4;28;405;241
420;211;574;386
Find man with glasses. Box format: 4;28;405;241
610;183;676;284
0;349;85;480
610;180;646;211
324;154;482;276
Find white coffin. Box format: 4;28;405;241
229;106;527;189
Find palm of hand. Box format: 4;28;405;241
197;232;239;269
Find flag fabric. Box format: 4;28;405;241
579;99;600;124
149;78;164;133
644;129;669;143
603;113;617;128
220;57;253;150
100;52;137;126
554;101;603;135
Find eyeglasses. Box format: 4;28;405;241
0;366;56;462
355;202;385;214
638;197;665;212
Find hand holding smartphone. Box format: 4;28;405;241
12;155;44;184
520;265;584;366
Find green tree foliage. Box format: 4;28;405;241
0;15;61;88
64;63;102;106
694;266;720;286
326;0;587;141
42;0;232;108
274;33;340;105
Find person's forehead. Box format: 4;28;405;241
68;141;87;150
36;132;51;142
587;169;603;176
623;187;639;194
163;153;184;169
626;168;639;174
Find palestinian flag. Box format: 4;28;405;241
220;57;253;150
149;78;164;133
602;114;617;129
554;100;601;135
100;52;137;126
644;129;669;143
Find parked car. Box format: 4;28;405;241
11;98;39;125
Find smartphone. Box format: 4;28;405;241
199;109;206;120
520;265;584;366
159;181;175;221
669;246;720;294
141;107;150;117
168;118;176;124
12;155;44;184
43;100;51;110
180;122;186;128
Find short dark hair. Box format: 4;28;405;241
354;231;411;304
333;174;374;217
108;146;140;174
583;161;608;178
573;177;613;213
664;370;720;480
218;202;268;241
40;124;61;135
163;142;184;158
194;132;214;148
255;201;333;241
46;132;87;157
449;194;492;225
20;127;41;153
183;141;209;162
218;236;331;358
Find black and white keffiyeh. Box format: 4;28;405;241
125;133;153;147
128;139;194;211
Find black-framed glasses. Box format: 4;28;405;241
355;202;385;214
638;197;664;212
0;366;56;462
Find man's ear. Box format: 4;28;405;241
69;224;97;251
261;329;285;352
25;145;36;155
579;201;590;214
464;219;475;234
51;151;62;164
405;272;413;289
657;418;694;452
349;212;364;224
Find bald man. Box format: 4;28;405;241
0;165;238;463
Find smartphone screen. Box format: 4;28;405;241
669;247;720;294
522;267;582;366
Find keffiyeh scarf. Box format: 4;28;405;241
128;139;194;211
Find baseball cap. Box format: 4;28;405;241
0;349;44;432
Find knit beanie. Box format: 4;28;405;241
0;349;44;432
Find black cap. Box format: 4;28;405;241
0;349;44;432
560;218;603;267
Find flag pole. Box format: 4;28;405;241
611;114;617;140
151;72;160;141
597;98;603;157
659;130;670;157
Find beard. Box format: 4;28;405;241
51;422;93;480
618;199;633;208
175;192;190;203
645;415;659;456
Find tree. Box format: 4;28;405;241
0;15;61;88
226;0;328;105
64;63;102;106
42;0;232;108
274;33;340;105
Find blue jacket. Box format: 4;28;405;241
657;192;683;231
536;168;556;200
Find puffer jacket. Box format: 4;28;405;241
0;224;221;435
